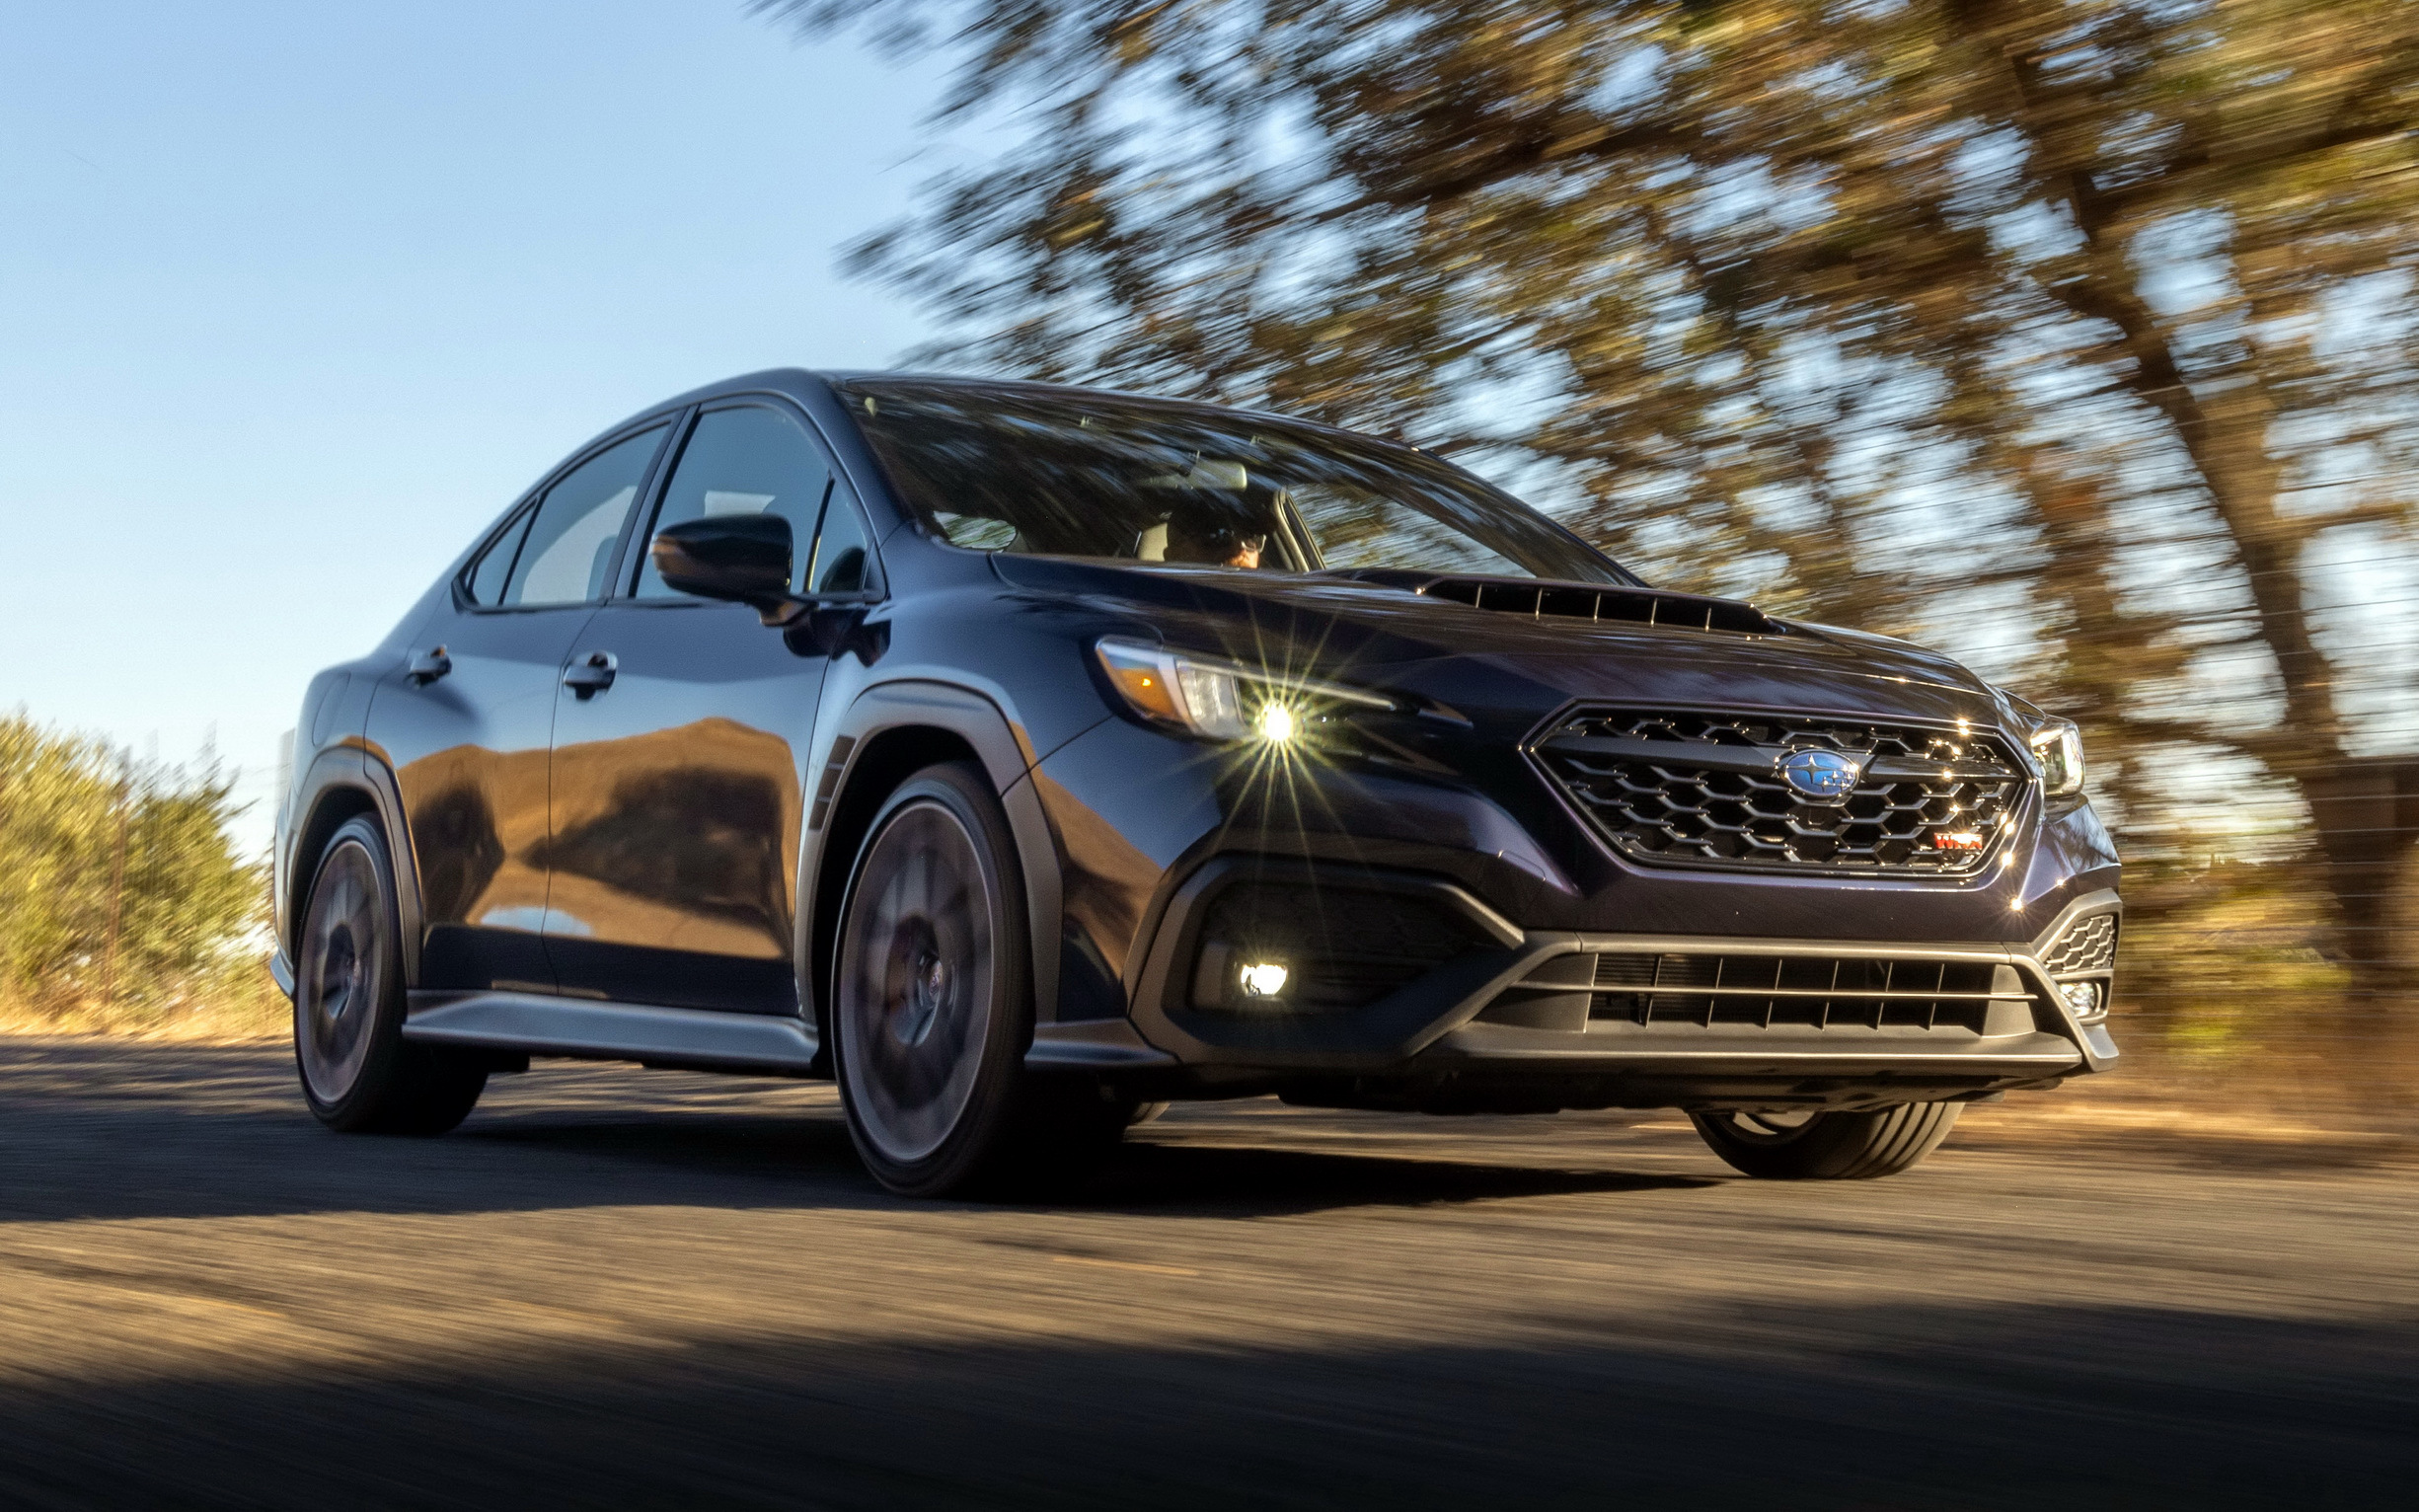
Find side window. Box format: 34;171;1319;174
805;477;877;595
464;505;534;606
636;406;834;599
501;425;667;608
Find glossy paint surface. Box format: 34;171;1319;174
372;603;594;993
545;599;821;1012
282;368;2120;1085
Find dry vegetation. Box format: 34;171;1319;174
0;715;283;1041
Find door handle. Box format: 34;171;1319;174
407;645;451;685
562;650;617;698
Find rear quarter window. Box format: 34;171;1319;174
464;507;533;606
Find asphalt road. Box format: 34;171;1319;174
1;1038;2413;1510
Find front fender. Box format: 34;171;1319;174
798;678;1086;1035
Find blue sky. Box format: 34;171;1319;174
0;2;949;848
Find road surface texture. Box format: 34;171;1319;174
1;1037;2412;1510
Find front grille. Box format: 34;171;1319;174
1535;709;2027;875
1590;950;2014;1032
2042;913;2119;974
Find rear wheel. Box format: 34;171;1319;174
1690;1102;1961;1179
832;763;1109;1197
294;816;487;1135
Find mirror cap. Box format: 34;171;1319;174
651;514;793;607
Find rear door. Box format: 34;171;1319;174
373;422;669;993
542;401;876;1012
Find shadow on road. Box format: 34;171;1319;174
473;1112;1717;1214
1084;1138;1717;1214
0;1038;1711;1224
1;1299;2411;1508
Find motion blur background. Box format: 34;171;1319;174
4;1;2416;1122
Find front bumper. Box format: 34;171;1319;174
1032;862;2119;1113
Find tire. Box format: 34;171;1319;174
1690;1102;1961;1179
293;815;488;1135
832;762;1093;1197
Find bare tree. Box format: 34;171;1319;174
777;0;2419;983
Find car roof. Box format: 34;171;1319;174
627;368;1439;460
813;370;1456;457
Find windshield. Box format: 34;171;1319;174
837;379;1630;584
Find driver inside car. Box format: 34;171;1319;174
1165;514;1269;568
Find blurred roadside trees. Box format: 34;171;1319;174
0;715;271;1031
781;0;2419;993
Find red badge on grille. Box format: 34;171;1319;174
1930;831;1985;851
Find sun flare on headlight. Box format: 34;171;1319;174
1094;638;1387;749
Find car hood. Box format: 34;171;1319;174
991;557;2011;730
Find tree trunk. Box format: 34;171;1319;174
1979;4;2381;986
2302;758;2419;994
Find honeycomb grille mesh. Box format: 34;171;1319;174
1536;710;2026;875
2042;913;2119;974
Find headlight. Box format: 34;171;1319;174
1094;638;1392;742
2028;718;2085;796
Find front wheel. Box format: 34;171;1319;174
1690;1102;1961;1179
833;762;1104;1197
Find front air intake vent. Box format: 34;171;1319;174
1418;577;1782;637
1318;569;1783;637
2043;913;2119;975
1590;950;2017;1033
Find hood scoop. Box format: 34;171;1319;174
1329;570;1784;638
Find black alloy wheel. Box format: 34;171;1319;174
1689;1102;1962;1179
294;816;487;1134
832;762;1119;1197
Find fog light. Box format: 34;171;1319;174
1254;702;1299;743
1237;960;1290;998
2060;980;2102;1019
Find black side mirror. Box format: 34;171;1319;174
651;515;795;620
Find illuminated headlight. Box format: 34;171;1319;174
1094;638;1391;741
2028;718;2085;797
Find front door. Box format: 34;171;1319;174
541;402;872;1013
374;421;669;993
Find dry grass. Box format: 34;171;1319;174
0;968;286;1043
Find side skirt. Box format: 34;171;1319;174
404;991;819;1077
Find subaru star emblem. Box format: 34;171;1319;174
1779;748;1860;801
